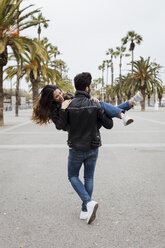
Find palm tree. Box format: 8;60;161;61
49;44;61;60
146;87;153;107
156;83;164;107
4;38;48;105
4;53;29;116
133;57;162;111
122;74;132;100
17;40;49;103
5;39;62;102
27;14;49;104
39;39;62;87
106;48;115;88
92;78;102;99
104;60;111;86
106;48;116;103
98;61;105;101
52;59;68;77
31;13;49;41
114;46;130;103
56;76;74;94
112;82;119;104
0;0;44;125
121;31;143;95
103;60;111;101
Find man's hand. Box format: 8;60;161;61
91;97;99;103
61;99;72;110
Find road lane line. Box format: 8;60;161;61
132;116;165;125
0;131;67;135
0;121;31;134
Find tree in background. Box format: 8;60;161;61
0;0;44;125
105;48;116;103
133;57;162;111
114;45;130;104
56;76;74;94
92;78;102;99
104;59;111;86
31;13;49;41
5;39;48;104
98;61;105;101
121;31;143;95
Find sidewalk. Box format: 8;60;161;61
3;109;32;125
1;105;165;127
0;107;165;248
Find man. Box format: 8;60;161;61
60;72;113;224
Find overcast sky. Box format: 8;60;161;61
6;0;165;90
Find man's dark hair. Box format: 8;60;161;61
74;72;92;91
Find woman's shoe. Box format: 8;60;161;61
80;211;88;220
121;113;134;126
131;91;143;104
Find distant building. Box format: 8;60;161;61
3;96;32;111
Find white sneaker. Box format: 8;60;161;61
131;91;143;104
86;200;98;224
80;211;88;220
122;113;134;126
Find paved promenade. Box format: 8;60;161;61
0;107;165;248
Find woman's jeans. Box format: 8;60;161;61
68;148;98;211
100;101;132;118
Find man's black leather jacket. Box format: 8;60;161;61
56;90;113;151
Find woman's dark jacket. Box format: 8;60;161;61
52;91;113;151
51;92;73;131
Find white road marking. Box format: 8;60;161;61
0;131;66;135
132;115;165;125
0;121;31;134
101;130;165;134
0;144;67;149
102;143;165;148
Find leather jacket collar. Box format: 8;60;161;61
75;90;90;99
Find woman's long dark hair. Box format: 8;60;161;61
31;85;59;125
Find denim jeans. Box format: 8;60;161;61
68;148;98;211
100;101;132;119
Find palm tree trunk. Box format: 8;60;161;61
30;70;40;105
118;55;122;104
110;60;115;104
15;1;20;117
38;25;41;41
0;66;4;126
148;96;150;107
111;61;113;88
131;50;134;96
15;63;20;117
106;65;108;86
158;97;161;107
153;90;156;104
32;80;39;104
105;65;109;101
141;88;145;111
101;69;104;101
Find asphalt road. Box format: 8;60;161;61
0;108;165;248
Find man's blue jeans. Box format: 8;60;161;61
68;148;98;211
100;101;132;118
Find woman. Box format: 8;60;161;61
32;85;71;129
32;84;143;127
